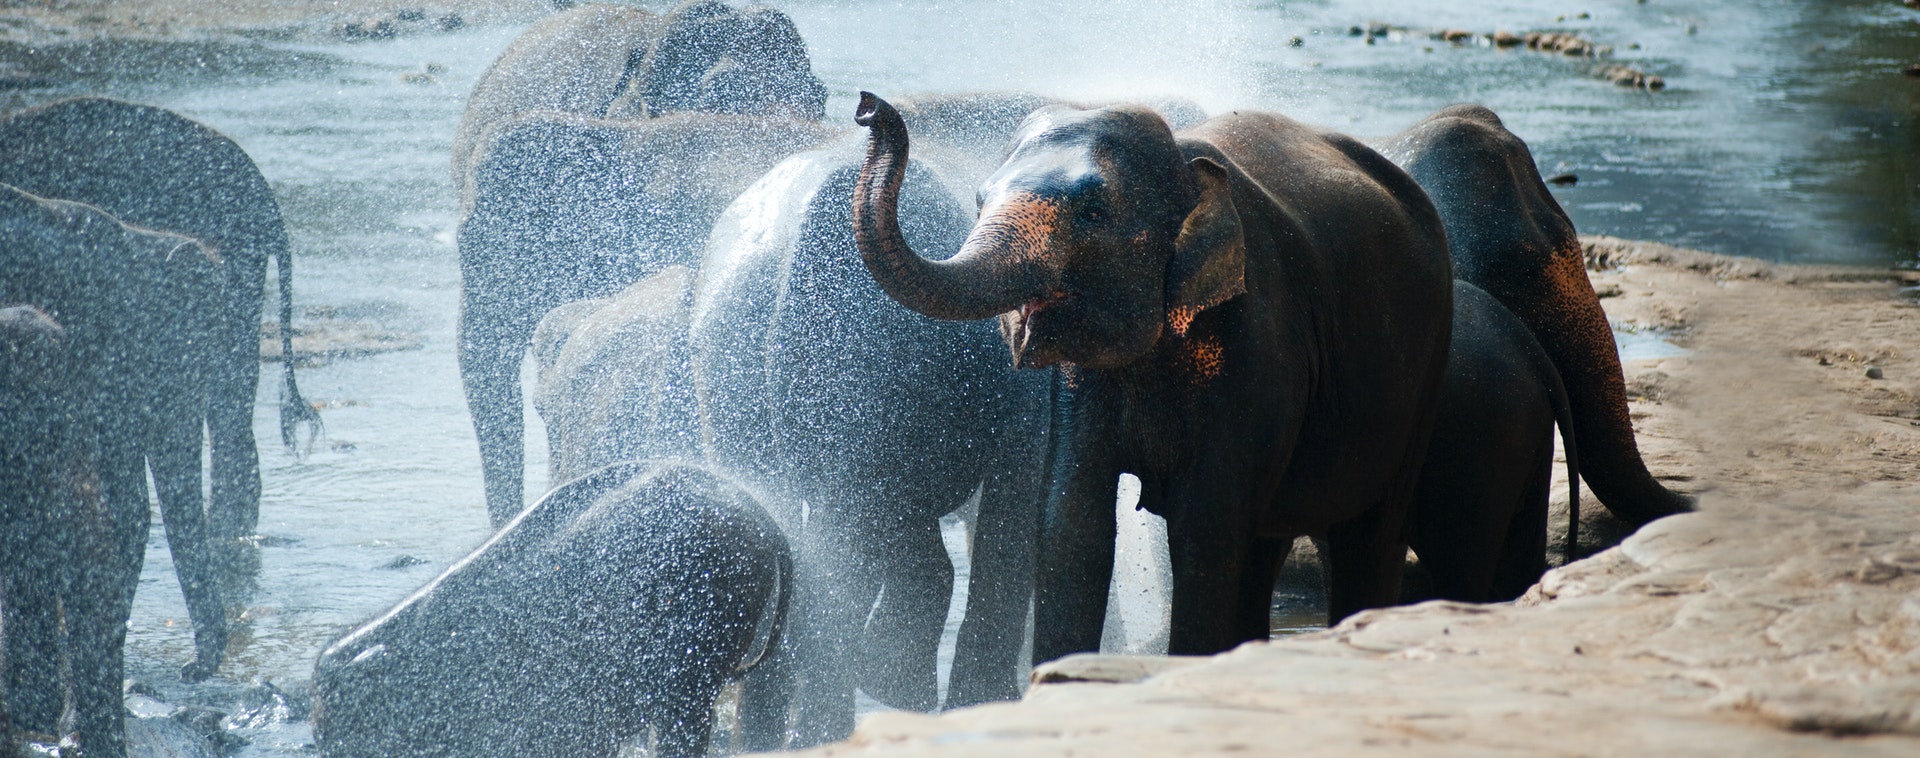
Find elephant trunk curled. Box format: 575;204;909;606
851;91;1046;322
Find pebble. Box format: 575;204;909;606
1866;365;1884;379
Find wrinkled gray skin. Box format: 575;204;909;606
1;187;230;758
456;0;836;524
532;266;700;482
311;460;793;758
1380;104;1692;526
0;96;320;579
852;93;1455;662
1408;282;1579;603
689;131;1054;744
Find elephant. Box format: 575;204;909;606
688;128;1053;742
0;96;321;573
2;186;233;758
1379;104;1693;526
2;304;127;758
311;460;793;758
531;265;700;483
850;92;1455;661
1407;281;1579;603
455;0;838;524
451;1;827;206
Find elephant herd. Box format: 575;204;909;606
0;2;1694;757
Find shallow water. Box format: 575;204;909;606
1;0;1907;753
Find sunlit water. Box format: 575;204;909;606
3;0;1908;753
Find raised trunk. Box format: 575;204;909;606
852;91;1043;322
1510;251;1691;525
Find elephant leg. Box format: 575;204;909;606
947;469;1041;709
1235;537;1291;643
737;631;795;751
65;479;132;758
855;517;949;713
1489;455;1552;602
651;677;720;758
1031;454;1120;666
459;290;542;526
206;288;263;550
1164;488;1266;655
146;409;229;683
1;534;63;737
786;519;876;747
1323;498;1413;624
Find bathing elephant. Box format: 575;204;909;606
456;0;837;524
851;93;1454;661
1408;281;1579;603
2;186;234;757
0;96;321;573
531;266;700;483
690;130;1051;742
311;460;793;758
1379;104;1692;525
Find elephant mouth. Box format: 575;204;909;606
1004;290;1070;369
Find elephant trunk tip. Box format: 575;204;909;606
853;91;893;129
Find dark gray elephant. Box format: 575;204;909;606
1379;104;1693;526
690;130;1051;743
2;186;232;758
531;265;700;483
1;304;126;758
456;0;837;524
0;96;320;570
1408;281;1579;603
311;460;793;758
851;93;1455;661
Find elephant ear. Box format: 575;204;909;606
1165;156;1246;334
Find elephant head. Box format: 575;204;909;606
851;92;1244;369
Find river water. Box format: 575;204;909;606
2;0;1912;754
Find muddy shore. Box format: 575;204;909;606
786;238;1920;756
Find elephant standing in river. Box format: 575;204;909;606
1380;104;1692;526
2;186;231;758
852;93;1455;660
690;131;1051;742
455;0;837;523
1408;281;1579;603
0;96;320;575
312;460;793;758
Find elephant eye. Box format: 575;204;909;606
1076;201;1106;226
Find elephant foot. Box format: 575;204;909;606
180;626;230;683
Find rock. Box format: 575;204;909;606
1287;35;1304;48
1029;654;1206;686
1548;172;1580;186
1867;365;1885;379
379;554;429;570
1492;30;1523;47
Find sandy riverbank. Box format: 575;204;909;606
783;238;1920;756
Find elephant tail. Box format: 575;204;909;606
274;236;323;451
1543;342;1581;564
734;528;793;675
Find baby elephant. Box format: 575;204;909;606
312;460;792;758
1408;281;1579;602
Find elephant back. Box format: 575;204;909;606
0;96;286;271
450;2;665;196
461;111;840;298
690;136;1020;524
